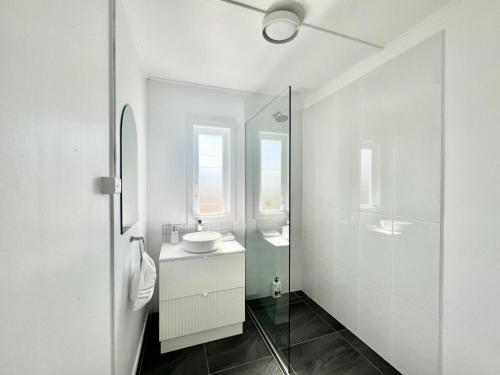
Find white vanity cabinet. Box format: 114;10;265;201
158;240;246;353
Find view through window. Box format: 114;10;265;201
194;126;230;216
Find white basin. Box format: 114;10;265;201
182;231;222;253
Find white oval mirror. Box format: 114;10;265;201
120;105;138;234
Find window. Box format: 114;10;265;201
193;125;231;217
258;132;288;215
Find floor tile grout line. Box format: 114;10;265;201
247;307;276;356
297;292;389;375
205;310;276;374
252;292;396;375
298;293;344;333
208;356;274;375
246;305;288;374
295;310;385;375
308;305;336;330
203;343;211;374
288;360;298;375
286;329;379;375
287;331;340;349
337;335;386;375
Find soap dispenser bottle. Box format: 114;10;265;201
272;277;282;299
170;225;179;244
197;218;203;232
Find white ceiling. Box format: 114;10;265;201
122;0;452;95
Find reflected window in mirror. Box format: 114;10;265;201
360;144;381;211
120;105;139;234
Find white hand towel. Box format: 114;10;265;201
130;250;157;312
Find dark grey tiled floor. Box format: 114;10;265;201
205;314;273;373
339;330;401;375
253;298;334;348
212;357;282;375
290;333;380;375
138;291;400;375
248;291;401;375
138;312;281;375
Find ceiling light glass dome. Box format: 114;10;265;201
262;10;301;44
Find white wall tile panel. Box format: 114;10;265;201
332;209;359;268
332;263;359;332
302;34;443;375
358;213;393;292
357;279;392;360
392;220;440;316
331;83;362;211
391;296;440;375
394;128;441;222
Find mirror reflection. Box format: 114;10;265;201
120;105;139;234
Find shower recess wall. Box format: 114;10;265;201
302;34;443;375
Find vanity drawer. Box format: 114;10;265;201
159;253;245;300
159;287;245;341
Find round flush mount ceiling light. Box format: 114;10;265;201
262;10;301;44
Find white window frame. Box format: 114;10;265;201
256;131;289;218
187;122;234;222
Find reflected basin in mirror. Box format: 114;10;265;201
182;231;222;253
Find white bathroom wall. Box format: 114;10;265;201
114;2;148;375
146;81;247;312
302;34;443;375
303;1;500;374
0;1;112;374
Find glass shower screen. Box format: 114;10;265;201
245;87;291;372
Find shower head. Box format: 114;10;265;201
273;111;288;123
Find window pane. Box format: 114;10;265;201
260;138;282;212
198;134;224;215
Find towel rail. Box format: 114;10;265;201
130;236;145;265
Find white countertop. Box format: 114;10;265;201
160;239;246;261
